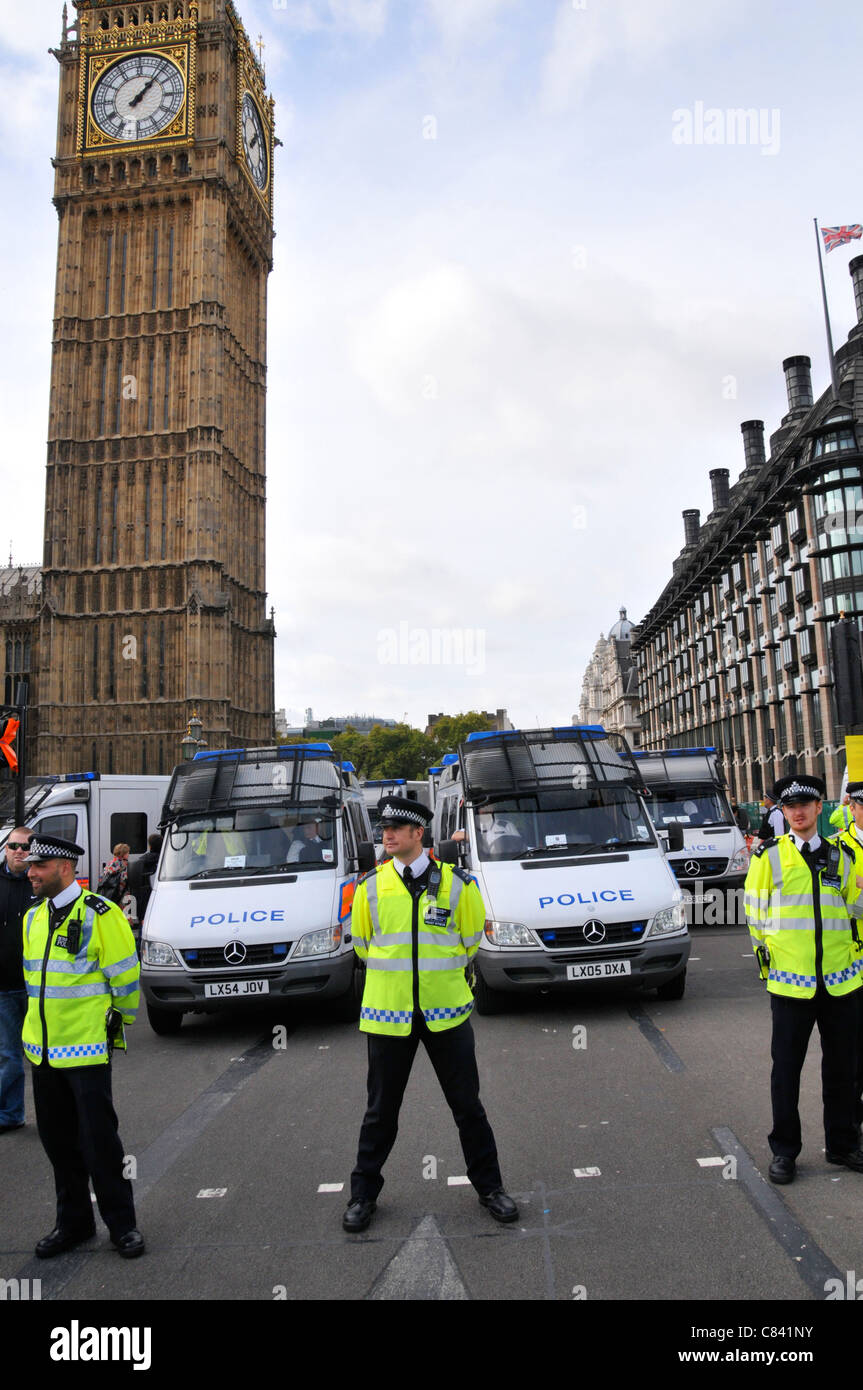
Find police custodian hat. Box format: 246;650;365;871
771;775;827;805
24;834;85;863
847;782;863;804
377;796;432;828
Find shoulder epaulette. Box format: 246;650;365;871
751;839;776;858
83;893;112;914
838;839;855;860
451;865;472;883
357;866;379;885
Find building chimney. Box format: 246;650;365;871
849;256;863;336
683;509;700;546
782;356;813;416
709;469;730;512
740;419;765;471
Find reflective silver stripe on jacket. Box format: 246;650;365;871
766;845;784;891
366;954;469;972
103;952;139;979
26;981;111;999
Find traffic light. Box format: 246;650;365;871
0;713;20;775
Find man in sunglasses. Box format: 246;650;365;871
0;827;36;1133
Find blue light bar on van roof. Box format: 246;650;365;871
441;754;459;765
363;778;406;786
193;743;335;761
633;747;716;758
340;761;357;772
464;725;609;743
428;766;442;775
61;772;98;782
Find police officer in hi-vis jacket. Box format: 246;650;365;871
744;776;863;1184
23;835;144;1258
343;796;517;1233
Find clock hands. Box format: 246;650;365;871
129;75;157;108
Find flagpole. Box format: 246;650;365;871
814;217;840;400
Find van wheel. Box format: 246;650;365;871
331;963;363;1023
147;1004;183;1035
656;969;686;1001
472;964;507;1016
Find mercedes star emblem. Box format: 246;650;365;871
582;920;606;944
224;940;247;965
684;860;701;877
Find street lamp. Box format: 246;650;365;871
181;710;207;761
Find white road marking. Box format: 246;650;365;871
573;1167;601;1177
447;1175;470;1186
197;1188;228;1197
317;1182;344;1193
697;1156;725;1168
368;1214;469;1300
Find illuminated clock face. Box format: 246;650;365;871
241;93;268;190
92;53;185;142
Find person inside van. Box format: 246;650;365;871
288;820;325;863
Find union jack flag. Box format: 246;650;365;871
821;224;863;253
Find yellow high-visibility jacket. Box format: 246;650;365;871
744;835;862;998
351;859;484;1035
22;889;140;1067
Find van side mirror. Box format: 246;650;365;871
667;823;685;852
357;841;376;872
438;839;460;864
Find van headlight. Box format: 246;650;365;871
142;940;180;966
293;924;343;957
729;848;749;872
483;920;536;947
649;905;687;936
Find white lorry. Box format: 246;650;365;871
141;744;375;1033
0;771;169;893
632;748;749;921
432;726;689;1013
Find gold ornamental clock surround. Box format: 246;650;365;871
77;4;197;157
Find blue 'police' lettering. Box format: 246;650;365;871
538;889;637;909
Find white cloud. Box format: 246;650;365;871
269;0;387;35
425;0;515;46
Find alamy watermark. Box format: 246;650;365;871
672;102;780;157
377;622;485;676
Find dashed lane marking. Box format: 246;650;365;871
447;1176;470;1186
197;1188;228;1198
573;1167;601;1177
697;1157;725;1167
318;1183;344;1193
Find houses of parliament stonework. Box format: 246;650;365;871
3;0;276;775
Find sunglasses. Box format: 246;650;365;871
7;841;32;851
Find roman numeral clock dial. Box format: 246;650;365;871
241;92;268;191
91;54;185;142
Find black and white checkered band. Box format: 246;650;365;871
25;838;81;862
777;781;821;802
378;800;428;826
848;784;863;804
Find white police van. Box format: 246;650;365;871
141;745;375;1033
432;726;689;1012
362;778;431;858
633;748;749;921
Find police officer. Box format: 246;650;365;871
744;776;863;1183
834;782;863;1131
343;796;517;1232
23;835;144;1258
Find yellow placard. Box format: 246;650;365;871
845;735;863;781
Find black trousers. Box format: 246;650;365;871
32;1062;137;1239
351;1015;503;1201
769;988;859;1158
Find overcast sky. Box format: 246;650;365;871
2;0;863;733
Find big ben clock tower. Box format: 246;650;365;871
37;0;276;774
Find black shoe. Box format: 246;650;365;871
35;1225;96;1259
825;1148;863;1172
112;1229;145;1259
342;1199;376;1233
479;1188;519;1222
768;1155;796;1185
0;1121;24;1134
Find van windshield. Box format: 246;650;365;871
160;808;337;880
645;785;729;829
472;787;654;861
